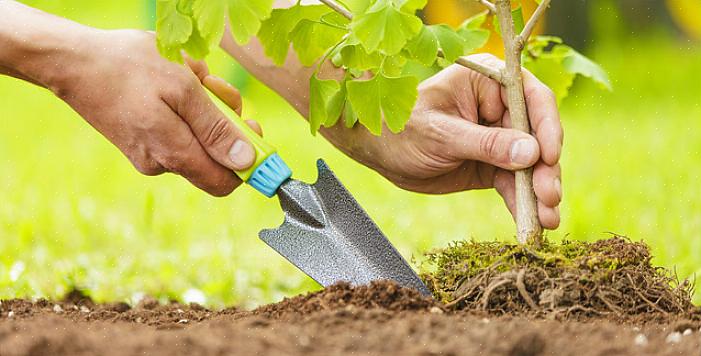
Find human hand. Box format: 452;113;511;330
323;54;562;229
45;29;261;196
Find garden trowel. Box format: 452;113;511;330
229;115;430;296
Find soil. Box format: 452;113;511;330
2;281;700;356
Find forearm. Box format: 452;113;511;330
0;0;92;90
220;32;317;117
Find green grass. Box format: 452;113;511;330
1;1;700;307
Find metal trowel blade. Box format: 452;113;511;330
259;159;431;296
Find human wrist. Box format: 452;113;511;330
0;1;97;90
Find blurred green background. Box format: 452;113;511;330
1;0;700;307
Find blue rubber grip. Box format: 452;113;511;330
247;153;292;197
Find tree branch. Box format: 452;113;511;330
494;0;542;245
454;55;503;83
517;0;551;48
318;0;353;20
476;0;496;13
319;0;503;84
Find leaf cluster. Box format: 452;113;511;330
155;0;610;135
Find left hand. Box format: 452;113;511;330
322;54;563;229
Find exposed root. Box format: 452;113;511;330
420;236;697;321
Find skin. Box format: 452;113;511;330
0;0;562;229
0;1;259;196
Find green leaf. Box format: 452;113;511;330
345;0;372;15
405;26;438;65
396;0;428;13
351;0;422;55
458;12;490;54
346;73;418;135
461;10;488;29
182;23;211;59
431;24;467;63
156;0;193;61
524;56;575;103
258;5;330;65
344;100;359;128
339;43;383;70
192;0;226;47
407;22;482;66
290;19;347;66
228;0;273;44
309;75;345;134
561;47;612;91
382;55;408;76
493;6;525;35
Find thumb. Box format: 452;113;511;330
172;80;256;172
448;118;540;170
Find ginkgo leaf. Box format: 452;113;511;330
346;73;418;135
310;75;343;134
228;0;273;44
156;0;193;61
382;55;408;76
461;10;488;29
182;23;211;59
405;26;438;65
290;19;346;66
493;6;525;35
407;24;469;65
339;43;384;70
345;0;372;15
396;0;427;13
344;101;359;128
193;0;225;46
561;48;612;91
351;0;422;55
458;11;490;53
524;56;575;103
258;5;330;65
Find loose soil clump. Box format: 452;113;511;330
254;280;436;318
421;236;697;322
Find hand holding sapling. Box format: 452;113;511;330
322;54;562;229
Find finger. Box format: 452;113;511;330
466;54;506;124
164;75;257;172
533;161;561;208
245;119;263;136
493;169;516;220
184;56;210;82
522;70;563;166
203;75;243;116
538;202;560;230
439;112;540;170
154;111;241;197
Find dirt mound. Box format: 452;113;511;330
421;236;698;322
254;280;437;318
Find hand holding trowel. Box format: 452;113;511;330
206;78;430;296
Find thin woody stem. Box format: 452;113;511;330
494;0;542;245
517;0;551;48
476;0;496;13
454;54;502;83
319;0;352;20
318;0;504;84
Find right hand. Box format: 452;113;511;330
47;29;261;196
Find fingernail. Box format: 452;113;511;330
228;139;255;169
510;139;538;166
554;177;562;201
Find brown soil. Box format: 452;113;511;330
2;281;701;356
